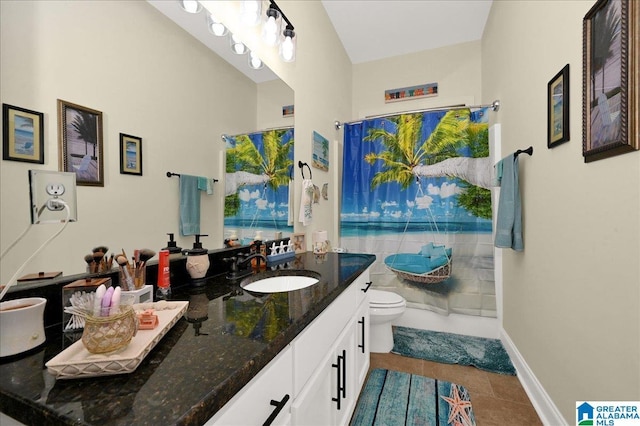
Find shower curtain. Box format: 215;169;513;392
224;128;294;242
340;108;496;317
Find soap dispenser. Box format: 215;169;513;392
186;234;209;286
162;233;183;254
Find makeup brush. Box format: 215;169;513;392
116;255;134;291
84;254;95;273
134;249;156;288
93;251;105;273
93;246;109;254
138;249;156;266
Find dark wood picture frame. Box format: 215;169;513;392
2;103;45;164
58;99;104;186
547;64;570;148
119;133;142;176
583;0;639;162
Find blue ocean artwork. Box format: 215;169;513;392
13;115;35;155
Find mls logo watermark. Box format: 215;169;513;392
577;402;640;425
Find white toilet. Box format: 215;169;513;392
368;289;406;353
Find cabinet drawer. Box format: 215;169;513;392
293;283;357;395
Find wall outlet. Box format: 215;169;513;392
28;170;78;224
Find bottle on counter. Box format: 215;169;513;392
156;250;171;300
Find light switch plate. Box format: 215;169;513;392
28;170;78;224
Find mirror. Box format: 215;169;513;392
0;1;293;286
148;1;295;247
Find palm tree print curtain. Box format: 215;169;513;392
224;128;294;242
340;108;497;317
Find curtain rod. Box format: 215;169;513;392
221;125;295;142
334;100;500;130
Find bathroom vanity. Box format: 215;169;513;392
0;252;374;426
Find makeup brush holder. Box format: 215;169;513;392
81;306;137;354
118;266;145;291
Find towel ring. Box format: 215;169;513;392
298;161;312;179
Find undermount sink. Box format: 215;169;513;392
240;270;321;293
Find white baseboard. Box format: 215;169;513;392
500;329;567;426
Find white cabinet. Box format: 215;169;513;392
208;267;371;426
206;346;293;426
291;320;356;426
291;268;370;426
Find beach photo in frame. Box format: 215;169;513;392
58;100;104;186
582;0;639;162
2;103;44;164
312;131;329;171
547;64;570;148
119;133;142;176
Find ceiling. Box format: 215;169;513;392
322;0;493;64
149;1;493;82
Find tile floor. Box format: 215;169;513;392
361;352;542;425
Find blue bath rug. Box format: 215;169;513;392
392;326;516;375
351;369;476;426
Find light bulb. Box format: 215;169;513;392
241;0;261;26
230;34;247;55
248;51;264;70
280;28;295;62
207;13;227;36
180;0;201;14
262;8;281;46
211;22;226;36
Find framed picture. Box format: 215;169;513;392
291;233;306;254
312;131;329;172
582;0;639;162
119;133;142;176
547;64;570;148
2;103;44;164
58;100;104;186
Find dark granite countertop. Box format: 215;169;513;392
0;252;374;426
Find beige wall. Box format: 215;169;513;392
0;1;257;283
483;1;640;422
352;40;482;118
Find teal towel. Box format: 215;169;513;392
495;155;523;251
180;174;201;236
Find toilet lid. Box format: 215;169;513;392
369;289;405;305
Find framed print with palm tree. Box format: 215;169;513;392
58;100;104;186
582;0;639;163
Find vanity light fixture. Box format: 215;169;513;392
264;0;296;62
230;33;248;55
179;0;202;14
241;0;262;27
248;51;264;70
207;13;228;37
262;6;282;46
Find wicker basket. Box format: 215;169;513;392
387;261;452;285
82;306;137;354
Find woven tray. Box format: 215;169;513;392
46;301;188;379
